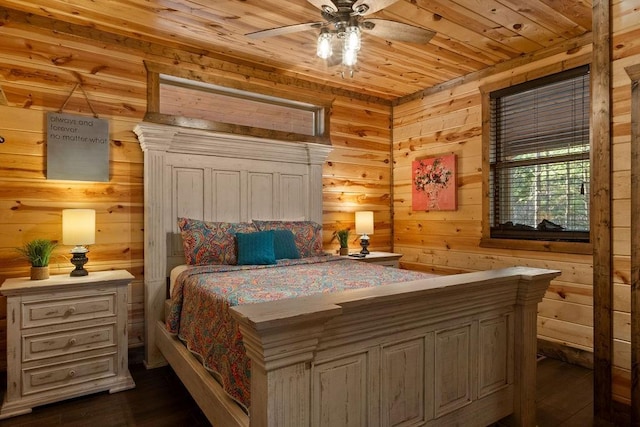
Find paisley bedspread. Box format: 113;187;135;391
166;255;431;411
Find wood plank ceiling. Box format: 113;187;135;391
2;0;592;101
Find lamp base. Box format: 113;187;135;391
359;235;370;255
70;251;89;277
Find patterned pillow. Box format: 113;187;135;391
252;220;324;257
178;218;257;265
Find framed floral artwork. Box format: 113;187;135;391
412;154;457;211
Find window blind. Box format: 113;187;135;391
489;65;590;242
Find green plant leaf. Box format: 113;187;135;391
16;239;57;267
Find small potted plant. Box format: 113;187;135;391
335;229;350;256
17;239;57;280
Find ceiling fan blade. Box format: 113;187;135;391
246;22;324;39
352;0;400;16
307;0;338;13
362;19;435;43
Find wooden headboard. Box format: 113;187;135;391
134;122;332;367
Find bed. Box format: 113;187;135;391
135;122;560;427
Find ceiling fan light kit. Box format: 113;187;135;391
246;0;436;76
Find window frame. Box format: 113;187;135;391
143;61;332;145
480;64;593;255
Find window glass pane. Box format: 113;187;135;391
158;75;322;136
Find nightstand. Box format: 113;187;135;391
0;270;135;419
343;251;403;268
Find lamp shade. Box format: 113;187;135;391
355;211;374;235
62;209;96;246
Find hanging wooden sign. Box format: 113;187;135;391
46;112;109;182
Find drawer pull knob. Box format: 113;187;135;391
68;370;76;378
67;306;77;315
68;338;77;346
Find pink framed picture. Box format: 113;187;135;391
412;154;457;211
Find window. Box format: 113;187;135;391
489;65;590;243
159;75;325;137
143;62;330;145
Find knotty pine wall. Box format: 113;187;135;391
392;2;639;404
0;8;393;370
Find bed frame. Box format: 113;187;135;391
135;122;560;427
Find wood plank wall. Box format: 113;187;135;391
392;0;639;404
0;7;392;371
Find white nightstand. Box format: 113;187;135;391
0;270;135;419
343;251;403;268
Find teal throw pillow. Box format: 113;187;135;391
273;229;300;260
236;231;276;265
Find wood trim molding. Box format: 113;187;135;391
480;85;491;242
627;64;640;81
537;338;593;369
625;62;640;425
142;112;331;146
591;0;613;422
479;238;593;255
135;122;332;165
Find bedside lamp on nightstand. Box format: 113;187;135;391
62;209;96;276
355;211;374;255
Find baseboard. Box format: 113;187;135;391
612;400;631;425
128;347;145;365
537;338;593;369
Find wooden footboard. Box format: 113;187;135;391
229;267;559;427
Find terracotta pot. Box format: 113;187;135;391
339;247;349;256
30;266;50;280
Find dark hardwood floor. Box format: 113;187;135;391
0;357;595;426
534;356;594;426
0;363;210;427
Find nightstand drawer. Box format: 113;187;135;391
22;354;116;396
23;323;117;362
22;293;116;328
372;260;400;268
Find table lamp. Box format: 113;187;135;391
62;209;96;276
355;211;374;255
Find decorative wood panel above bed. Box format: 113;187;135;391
134;122;332;367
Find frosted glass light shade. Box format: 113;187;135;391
344;26;361;52
317;29;333;59
62;209;96;246
342;47;358;67
355;211;374;235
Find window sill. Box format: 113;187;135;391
479;237;592;255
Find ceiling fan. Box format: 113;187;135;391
246;0;436;74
